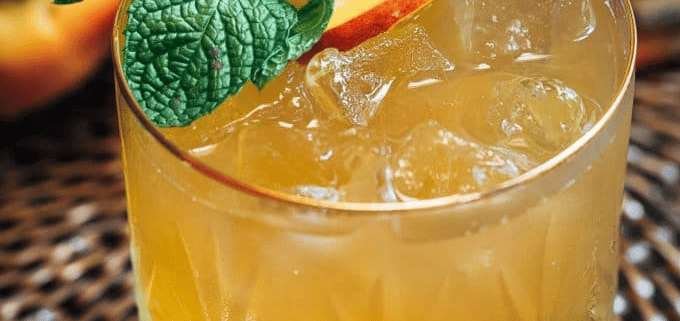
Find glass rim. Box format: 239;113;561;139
113;0;638;213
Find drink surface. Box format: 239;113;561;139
160;0;621;203
115;0;634;320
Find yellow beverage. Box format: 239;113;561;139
114;0;636;320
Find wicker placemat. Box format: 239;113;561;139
1;60;680;320
619;63;680;321
0;64;135;321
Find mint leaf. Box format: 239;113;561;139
123;0;333;127
253;0;333;88
53;0;83;4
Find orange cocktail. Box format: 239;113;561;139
114;0;636;319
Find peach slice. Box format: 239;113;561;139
0;0;119;117
294;0;433;61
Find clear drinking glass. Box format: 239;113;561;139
113;0;636;319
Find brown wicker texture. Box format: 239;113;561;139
620;66;680;321
0;66;135;321
2;62;680;320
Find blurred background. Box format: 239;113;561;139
0;0;679;320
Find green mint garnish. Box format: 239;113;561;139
122;0;334;127
53;0;83;4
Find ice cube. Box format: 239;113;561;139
452;0;597;65
293;185;343;202
305;24;455;126
453;0;551;64
390;120;534;200
493;76;603;160
321;127;397;202
552;0;597;43
219;122;342;191
451;72;602;162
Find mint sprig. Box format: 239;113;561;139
122;0;333;127
53;0;83;4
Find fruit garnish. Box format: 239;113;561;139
298;0;433;60
122;0;333;127
53;0;433;127
1;0;118;116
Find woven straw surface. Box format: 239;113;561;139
1;59;680;320
0;65;134;321
620;64;680;321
